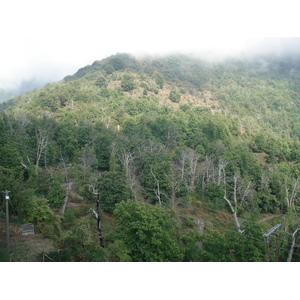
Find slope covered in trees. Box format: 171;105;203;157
1;53;300;261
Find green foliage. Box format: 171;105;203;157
0;115;7;145
104;64;115;74
4;53;300;261
56;120;79;160
141;149;172;204
199;222;265;262
0;167;35;221
169;90;181;103
47;179;65;209
204;182;226;210
57;219;108;262
109;150;119;172
0;251;8;262
95;76;108;88
181;230;202;262
110;57;126;71
112;200;183;261
154;72;164;89
0;146;21;172
121;74;135;91
28;197;61;238
98;171;132;212
94;129;114;169
107;240;132;262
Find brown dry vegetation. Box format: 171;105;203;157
106;71;220;112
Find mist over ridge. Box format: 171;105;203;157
1;37;300;102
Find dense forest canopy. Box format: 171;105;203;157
1;53;300;262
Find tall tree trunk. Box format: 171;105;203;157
35;132;48;175
223;195;242;232
287;227;299;262
287;219;300;262
224;174;243;233
59;181;73;215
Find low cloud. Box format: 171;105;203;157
1;37;300;93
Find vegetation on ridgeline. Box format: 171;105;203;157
1;53;300;261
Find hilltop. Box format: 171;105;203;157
1;53;300;262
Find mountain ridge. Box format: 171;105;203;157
1;52;300;262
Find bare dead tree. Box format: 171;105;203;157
178;149;188;181
20;156;31;170
216;158;228;186
199;155;215;189
150;166;162;207
118;150;141;201
224;174;242;232
35;131;48;175
259;172;271;190
287;225;299;262
177;148;200;193
59;181;73;215
239;180;253;207
286;197;300;262
284;177;299;210
223;173;252;233
79;144;98;173
187;149;200;193
58;151;70;182
119;150;135;178
165;164;182;211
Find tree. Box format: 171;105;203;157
121;74;135;91
176;148;200;193
94;126;115;169
98;171;132;213
286;222;300;262
154;72;164;89
79;144;98;174
223;173;253;232
119;149;141;201
28;197;61;238
140;148;172;205
199;222;265;262
95;76;107;88
35;131;48;175
169;90;181;103
112;200;183;261
110;57;126;70
284;176;300;212
47;178;65;209
56;120;79;160
57;219;108;262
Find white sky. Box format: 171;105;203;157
1;0;300;90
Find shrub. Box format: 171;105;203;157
169;90;181;103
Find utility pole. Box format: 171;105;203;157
1;190;11;262
263;224;281;262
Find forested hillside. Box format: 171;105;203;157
1;53;300;262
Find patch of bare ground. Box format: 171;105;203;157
127;86;221;112
258;214;281;223
107;73;220;112
253;152;268;165
0;218;55;262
